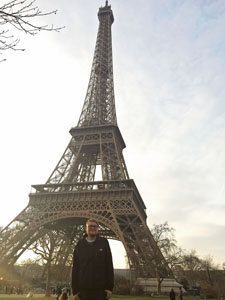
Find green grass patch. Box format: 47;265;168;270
0;298;51;300
112;296;168;300
0;297;154;300
0;296;217;300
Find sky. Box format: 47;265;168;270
0;0;225;269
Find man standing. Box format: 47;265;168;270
72;219;114;300
179;287;183;300
169;288;176;300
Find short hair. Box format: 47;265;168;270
86;219;99;226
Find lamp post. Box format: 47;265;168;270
0;277;3;292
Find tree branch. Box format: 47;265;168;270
0;0;64;58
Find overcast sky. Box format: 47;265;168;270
0;0;225;269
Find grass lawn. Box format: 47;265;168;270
0;297;165;300
0;296;210;300
112;296;169;300
0;296;168;300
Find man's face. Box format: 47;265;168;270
86;221;98;238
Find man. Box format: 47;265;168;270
179;287;183;300
72;219;114;300
169;288;176;300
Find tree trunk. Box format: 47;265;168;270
45;260;52;297
157;276;163;295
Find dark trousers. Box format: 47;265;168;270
79;290;106;300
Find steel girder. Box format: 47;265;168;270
0;181;171;278
78;3;116;127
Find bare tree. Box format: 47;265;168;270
29;226;83;296
152;222;184;267
180;251;225;298
198;255;225;298
180;250;203;288
151;221;184;295
16;258;43;285
29;230;60;296
0;0;63;61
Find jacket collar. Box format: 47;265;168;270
83;233;99;240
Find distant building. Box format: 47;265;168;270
136;278;184;294
114;269;131;280
114;269;184;295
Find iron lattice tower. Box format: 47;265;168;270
0;2;172;279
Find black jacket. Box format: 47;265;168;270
71;235;114;295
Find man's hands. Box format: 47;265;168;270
105;289;112;299
73;293;80;300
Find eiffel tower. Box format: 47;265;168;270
0;1;172;279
